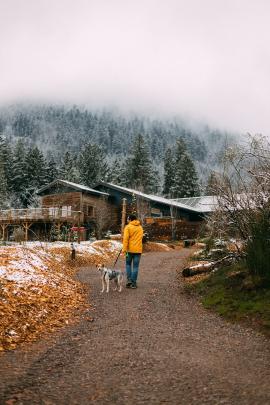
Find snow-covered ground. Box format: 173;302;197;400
0;240;122;351
0;239;174;351
0;240;122;285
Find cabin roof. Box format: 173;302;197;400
94;182;207;213
37;179;109;197
170;196;218;213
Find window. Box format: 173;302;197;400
151;208;162;217
86;205;94;217
62;206;72;217
49;207;59;217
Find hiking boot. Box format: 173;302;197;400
131;282;137;289
126;280;132;288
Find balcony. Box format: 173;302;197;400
0;207;83;223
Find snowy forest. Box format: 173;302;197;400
0;104;238;208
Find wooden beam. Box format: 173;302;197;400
0;224;8;241
22;222;33;241
121;198;127;236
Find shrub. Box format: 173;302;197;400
13;227;25;244
245;212;270;283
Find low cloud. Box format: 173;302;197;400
0;0;270;134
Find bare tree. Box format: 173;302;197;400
206;134;270;279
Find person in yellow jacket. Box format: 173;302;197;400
122;214;144;289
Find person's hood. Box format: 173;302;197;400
130;220;140;226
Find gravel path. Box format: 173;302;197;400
0;250;270;404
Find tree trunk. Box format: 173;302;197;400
182;254;236;277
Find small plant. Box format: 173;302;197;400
49;224;61;242
202;237;215;253
13;227;25;244
59;225;70;242
89;231;96;242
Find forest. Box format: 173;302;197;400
0;104;238;208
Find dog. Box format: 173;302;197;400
96;264;124;293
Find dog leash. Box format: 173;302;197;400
113;248;122;268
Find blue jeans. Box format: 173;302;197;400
126;253;141;283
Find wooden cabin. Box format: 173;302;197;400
93;182;211;240
0;179;216;241
0;179;120;241
93;182;206;221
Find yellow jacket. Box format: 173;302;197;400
122;220;144;253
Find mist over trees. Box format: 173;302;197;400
0;103;239;208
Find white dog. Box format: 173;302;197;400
97;264;124;293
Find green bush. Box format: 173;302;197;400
245;213;270;283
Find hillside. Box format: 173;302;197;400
0;103;238;171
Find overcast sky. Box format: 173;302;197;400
0;0;270;134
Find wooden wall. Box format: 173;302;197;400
144;217;203;241
41;192;81;211
41;192;120;231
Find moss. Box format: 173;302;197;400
191;261;270;336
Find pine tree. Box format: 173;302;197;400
78;143;109;187
126;134;158;193
0;136;12;191
0;155;9;208
163;147;175;197
171;139;200;198
10;140;28;207
26;146;47;189
23;146;47;206
59;151;79;182
45;154;59;183
108;157;127;186
205;171;219;194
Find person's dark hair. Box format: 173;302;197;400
128;214;137;221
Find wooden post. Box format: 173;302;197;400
23;222;31;241
0;224;7;241
78;211;82;244
121;198;127;236
170;204;176;241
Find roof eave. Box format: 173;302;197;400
37;179;109;196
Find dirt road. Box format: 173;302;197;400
0;250;270;404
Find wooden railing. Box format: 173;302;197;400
0;208;83;222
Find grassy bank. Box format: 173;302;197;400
185;261;270;336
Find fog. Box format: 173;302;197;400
0;0;270;134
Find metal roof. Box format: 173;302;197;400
37;179;109;196
170;196;218;213
94;182;207;213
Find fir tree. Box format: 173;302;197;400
26;146;47;189
163;147;175;197
78;143;109;187
108;157;126;186
171;139;200;198
205;171;219;194
45;155;59;183
126;134;158;193
10;140;27;207
0;136;12;191
0;155;9;208
24;146;47;206
59;151;79;182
